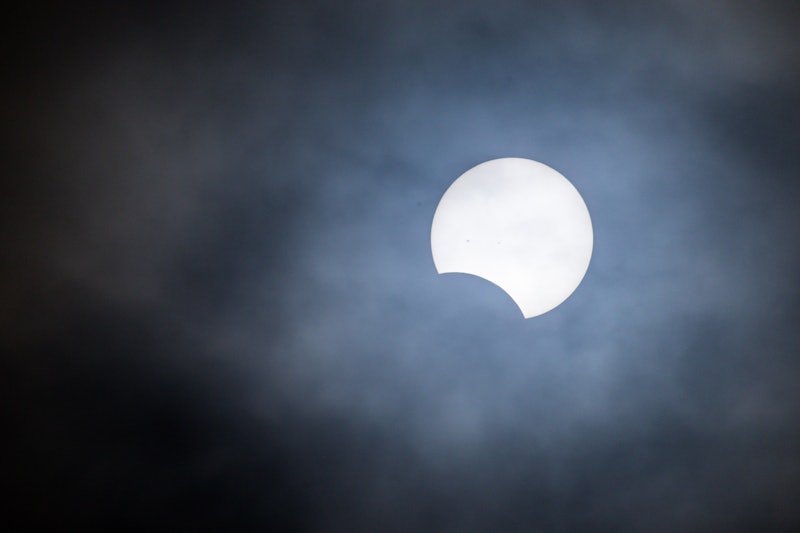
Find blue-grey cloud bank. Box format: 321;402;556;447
4;1;800;530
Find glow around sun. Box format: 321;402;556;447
431;158;593;318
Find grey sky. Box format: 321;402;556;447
5;1;800;530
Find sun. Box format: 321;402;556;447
431;158;593;318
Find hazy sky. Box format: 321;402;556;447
5;1;800;530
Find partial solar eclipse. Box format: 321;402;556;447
431;158;593;318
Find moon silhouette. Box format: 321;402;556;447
431;158;593;318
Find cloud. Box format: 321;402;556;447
5;1;800;529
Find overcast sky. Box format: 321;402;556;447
5;1;800;530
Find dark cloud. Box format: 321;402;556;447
4;1;800;530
